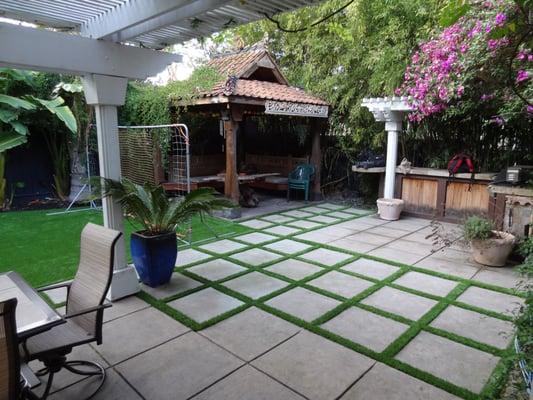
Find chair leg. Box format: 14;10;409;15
31;359;106;400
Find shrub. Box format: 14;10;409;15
462;215;494;241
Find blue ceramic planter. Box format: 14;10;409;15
130;231;177;287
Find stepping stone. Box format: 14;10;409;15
395;331;500;393
367;247;424;265
266;287;340;322
199;239;247;255
261;214;294;224
176;248;212;267
282;210;314;218
341;362;461;400
287;220;322;229
356;216;388;226
264;239;312;255
342;259;399;280
329;238;378;253
98;307;189;365
43;286;67;304
263;225;301;236
141;273;202;299
265;259;323;281
115;332;243;400
239;219;274;229
308;271;374;298
430;305;514;349
347;232;393;246
201;307;300;361
341;208;366;215
327;211;354;219
308;215;340;224
299;248;353;266
393;271;458;297
361;286;438;321
385;239;436;256
368;226;414;238
103;296;150;323
223;272;288;299
455;286;524;316
415;256;479;279
312;226;355;238
294;231;342;244
322;307;409;352
234;232;278;245
318;203;346;210
252;331;375;400
192;365;305;400
187;259;247;281
168;288;244;323
301;206;328;214
229;248;283;266
50;368;143;400
472;267;524;290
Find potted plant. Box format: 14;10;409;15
102;178;234;287
376;198;405;221
463;216;516;267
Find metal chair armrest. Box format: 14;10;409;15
64;303;112;319
37;280;73;293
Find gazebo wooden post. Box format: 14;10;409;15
310;118;324;200
224;104;244;204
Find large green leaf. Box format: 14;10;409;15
0;132;27;153
0;94;36;111
0;108;17;123
9;121;29;136
0;68;35;87
34;97;77;133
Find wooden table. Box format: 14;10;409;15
0;271;64;339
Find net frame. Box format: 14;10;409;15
117;124;192;244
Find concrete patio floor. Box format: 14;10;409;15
40;203;526;400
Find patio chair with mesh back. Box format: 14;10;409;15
20;223;122;400
287;164;316;202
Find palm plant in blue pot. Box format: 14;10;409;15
102;178;234;287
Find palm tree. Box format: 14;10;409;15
101;178;234;235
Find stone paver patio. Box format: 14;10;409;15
43;203;527;400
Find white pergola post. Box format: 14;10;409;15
361;97;413;199
82;74;139;301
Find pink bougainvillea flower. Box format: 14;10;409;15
516;69;530;83
495;13;507;26
526;105;533;115
490;116;505;126
457;85;465;97
481;93;494;101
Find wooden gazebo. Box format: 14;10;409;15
175;45;330;203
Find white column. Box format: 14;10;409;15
383;119;402;199
82;74;139;301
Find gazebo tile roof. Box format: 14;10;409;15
205;79;328;105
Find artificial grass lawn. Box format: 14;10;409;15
139;205;525;400
0;208;250;287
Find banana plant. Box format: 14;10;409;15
0;68;77;207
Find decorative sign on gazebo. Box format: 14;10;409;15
265;100;329;118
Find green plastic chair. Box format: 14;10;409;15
287;164;315;202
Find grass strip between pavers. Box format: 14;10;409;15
137;203;520;400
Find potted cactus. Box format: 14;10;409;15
102;178;234;287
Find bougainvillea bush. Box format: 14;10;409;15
399;0;532;123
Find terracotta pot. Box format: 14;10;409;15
376;198;404;221
470;231;516;267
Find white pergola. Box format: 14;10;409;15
361;97;413;199
0;0;322;300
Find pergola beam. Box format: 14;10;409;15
0;22;181;79
98;0;234;44
81;0;200;40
